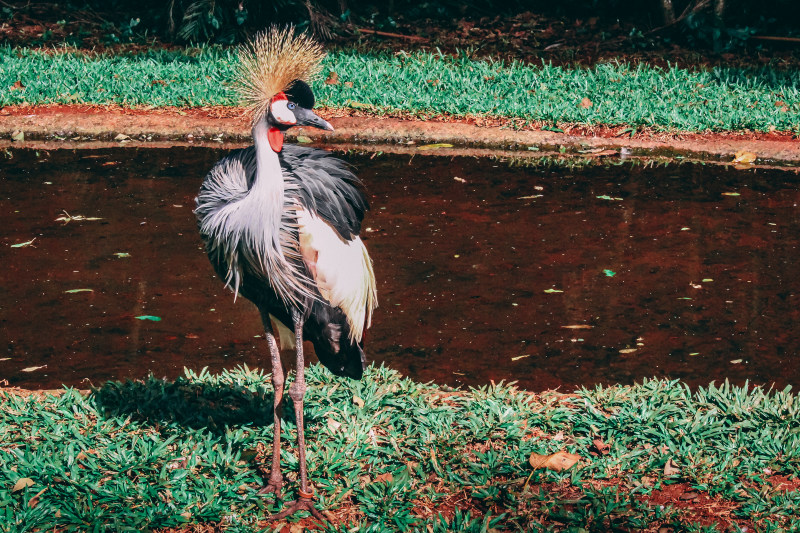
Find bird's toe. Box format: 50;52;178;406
266;495;327;522
258;481;283;501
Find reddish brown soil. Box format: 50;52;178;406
2;103;799;165
642;482;750;530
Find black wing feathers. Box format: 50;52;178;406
211;145;367;239
280;145;368;239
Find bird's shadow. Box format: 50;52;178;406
91;374;293;434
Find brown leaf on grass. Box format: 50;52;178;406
327;418;342;433
374;472;394;483
664;457;680;476
732;150;757;164
28;487;47;508
12;478;35;492
325;71;339;85
10;80;25;90
592;438;611;456
579;97;593;108
529;451;581;472
344;81;353;88
352;395;365;408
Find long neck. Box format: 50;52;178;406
250;119;285;233
247;119;311;307
252;119;283;196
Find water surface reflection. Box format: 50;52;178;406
2;147;798;390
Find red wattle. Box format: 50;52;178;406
268;127;284;152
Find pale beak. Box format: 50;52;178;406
294;107;334;131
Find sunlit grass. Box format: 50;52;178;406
1;46;799;133
1;365;798;531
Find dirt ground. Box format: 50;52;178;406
2;104;799;166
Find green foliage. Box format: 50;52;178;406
1;366;799;530
2;46;800;134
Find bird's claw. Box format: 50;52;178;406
266;490;326;522
257;481;282;501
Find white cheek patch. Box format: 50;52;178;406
270;100;296;125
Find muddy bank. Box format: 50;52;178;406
2;104;799;165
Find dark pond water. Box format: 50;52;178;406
2;146;799;391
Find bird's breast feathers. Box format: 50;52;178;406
295;207;377;343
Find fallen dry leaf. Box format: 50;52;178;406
588;149;618;157
579;97;593;109
10;80;25;91
12;478;35;492
664;457;680;476
529;451;581;472
592;438;611;456
325;71;339;85
352;395;365;408
28;487;47;508
732;150;757;164
417;143;454;150
327;418;342;433
374;472;394;483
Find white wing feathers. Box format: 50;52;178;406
296;207;377;343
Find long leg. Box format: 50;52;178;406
259;314;285;498
268;309;325;521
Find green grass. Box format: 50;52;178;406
1;46;800;133
1;365;798;531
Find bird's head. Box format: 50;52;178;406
265;79;333;152
235;27;333;153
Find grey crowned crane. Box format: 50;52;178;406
194;27;377;520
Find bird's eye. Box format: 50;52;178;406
287;102;296;110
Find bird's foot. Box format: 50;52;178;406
266;488;326;522
257;479;283;501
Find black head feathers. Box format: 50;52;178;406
286;79;315;109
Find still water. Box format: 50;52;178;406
2;146;799;391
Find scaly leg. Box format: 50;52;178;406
268;310;325;521
259;316;285;499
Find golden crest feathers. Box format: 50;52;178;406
235;26;325;125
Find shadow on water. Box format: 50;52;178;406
2;146;799;391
